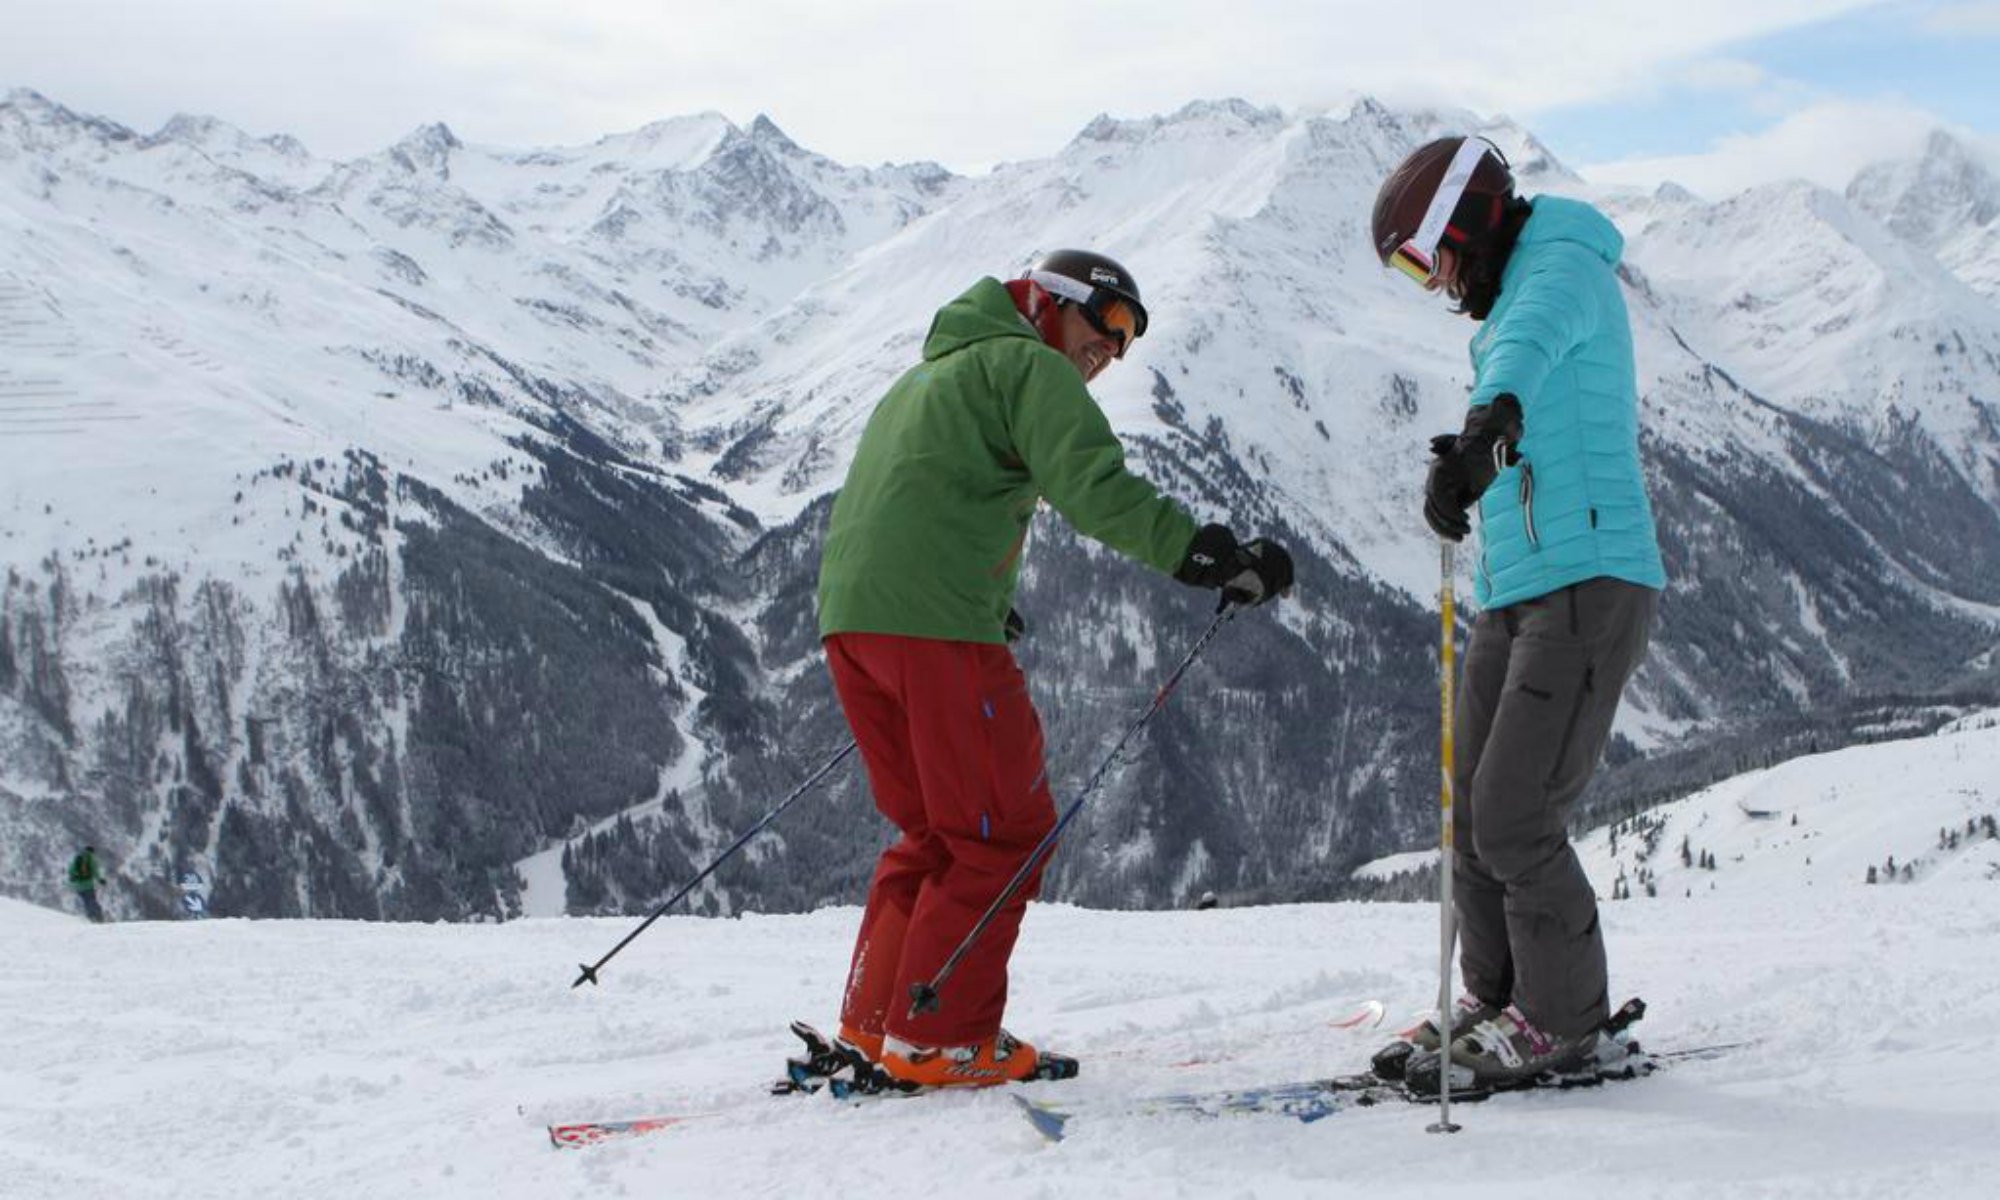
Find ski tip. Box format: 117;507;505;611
1012;1093;1070;1142
1330;999;1387;1030
548;1122;609;1149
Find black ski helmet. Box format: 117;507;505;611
1371;137;1516;270
1024;249;1149;342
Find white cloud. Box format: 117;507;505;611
1577;98;1968;198
1675;58;1769;93
0;0;1888;169
1920;1;2000;35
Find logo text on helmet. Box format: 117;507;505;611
1088;267;1119;285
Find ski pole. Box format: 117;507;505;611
571;739;859;988
908;605;1239;1019
1429;540;1462;1134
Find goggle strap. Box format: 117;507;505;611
1406;138;1493;262
1022;270;1097;307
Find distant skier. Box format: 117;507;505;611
817;249;1293;1088
67;845;107;923
1370;138;1665;1085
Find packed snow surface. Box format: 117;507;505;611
8;716;2000;1199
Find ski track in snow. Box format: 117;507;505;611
6;882;1999;1200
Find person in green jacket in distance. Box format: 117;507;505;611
818;249;1294;1088
68;845;107;923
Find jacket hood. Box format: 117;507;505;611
922;277;1040;361
1520;195;1624;267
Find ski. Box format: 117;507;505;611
1014;1076;1381;1142
1012;1040;1748;1142
548;1112;712;1149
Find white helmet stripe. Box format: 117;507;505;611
1022;269;1097;306
1408;137;1494;260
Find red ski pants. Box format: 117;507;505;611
826;632;1057;1049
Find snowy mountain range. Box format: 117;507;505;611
2;87;1997;921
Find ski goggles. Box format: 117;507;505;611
1023;269;1148;358
1386;138;1495;286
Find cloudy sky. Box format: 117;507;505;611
5;0;1995;198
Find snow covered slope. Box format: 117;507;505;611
9;714;1999;1198
1358;707;2000;892
6;886;1997;1197
1581;708;2000;898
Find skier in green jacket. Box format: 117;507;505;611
67;845;106;923
818;250;1293;1088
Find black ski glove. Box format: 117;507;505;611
1222;539;1294;608
1174;524;1295;608
1423;394;1524;542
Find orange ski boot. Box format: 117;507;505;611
880;1029;1047;1089
837;1023;884;1063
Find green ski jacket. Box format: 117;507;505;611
818;277;1198;643
67;851;102;892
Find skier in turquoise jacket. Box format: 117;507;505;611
1370;136;1665;1087
1455;195;1665;610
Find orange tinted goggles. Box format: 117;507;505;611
1081;295;1142;357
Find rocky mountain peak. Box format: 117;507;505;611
1851;132;1997;232
596;111;734;169
0;87;137;152
747;113;801;154
1846;130;2000;299
390;122;463;179
1074;98;1287;151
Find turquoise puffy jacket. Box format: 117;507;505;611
1466;196;1666;610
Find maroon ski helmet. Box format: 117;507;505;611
1372;137;1516;280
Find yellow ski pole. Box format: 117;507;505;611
1428;540;1463;1134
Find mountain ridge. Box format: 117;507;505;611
2;88;1996;921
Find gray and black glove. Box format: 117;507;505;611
1174;523;1295;608
1423;394;1523;541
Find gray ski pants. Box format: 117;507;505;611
1453;576;1657;1037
